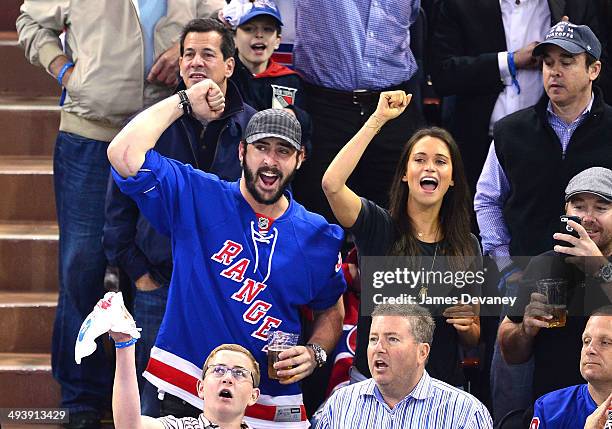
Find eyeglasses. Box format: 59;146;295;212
205;364;255;385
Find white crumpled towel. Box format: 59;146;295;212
75;292;141;364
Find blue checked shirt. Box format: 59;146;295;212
475;95;594;268
316;371;493;428
293;0;420;91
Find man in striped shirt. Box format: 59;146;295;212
111;336;259;429
315;304;492;428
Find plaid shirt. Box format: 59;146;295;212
293;0;420;90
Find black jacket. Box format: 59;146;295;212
230;55;312;154
507;250;610;399
494;87;612;258
103;80;256;284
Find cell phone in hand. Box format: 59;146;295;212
556;215;582;248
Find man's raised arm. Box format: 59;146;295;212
107;79;225;177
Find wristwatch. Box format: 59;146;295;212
177;90;192;116
306;343;327;368
596;261;612;282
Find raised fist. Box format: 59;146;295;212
373;90;412;123
185;79;226;122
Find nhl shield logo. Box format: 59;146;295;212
271;85;298;108
258;216;270;231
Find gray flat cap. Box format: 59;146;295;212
245;108;301;150
565;167;612;202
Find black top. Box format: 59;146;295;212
507;250;611;400
349;198;482;386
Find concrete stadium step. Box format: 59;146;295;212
0;292;56;353
0;222;58;293
0;156;55;222
0;33;60;97
0;352;60;408
0;95;59;156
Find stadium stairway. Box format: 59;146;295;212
0;3;113;427
0;28;61;411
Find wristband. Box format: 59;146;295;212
57;62;74;107
57;62;74;86
177;90;192;116
496;264;521;292
507;52;521;94
114;337;138;349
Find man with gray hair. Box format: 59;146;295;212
316;304;492;428
499;166;612;404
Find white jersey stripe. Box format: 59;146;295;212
150;346;203;379
256;393;305;406
244;416;309;429
143;370;203;409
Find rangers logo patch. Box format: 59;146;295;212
271;85;298;108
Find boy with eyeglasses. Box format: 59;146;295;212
111;333;260;429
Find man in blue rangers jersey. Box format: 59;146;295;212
107;79;346;429
531;307;612;429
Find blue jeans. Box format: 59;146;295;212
51;132;112;414
134;283;169;417
490;280;534;422
490;341;534;422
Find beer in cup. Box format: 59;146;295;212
536;278;568;328
267;330;299;380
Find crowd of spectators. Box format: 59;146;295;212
16;0;612;428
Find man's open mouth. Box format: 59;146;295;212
374;359;388;369
189;72;207;80
259;170;280;187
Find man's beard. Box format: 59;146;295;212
243;157;297;205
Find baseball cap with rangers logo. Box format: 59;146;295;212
238;0;283;27
533;21;601;60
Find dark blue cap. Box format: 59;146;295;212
238;0;283;27
533;21;601;60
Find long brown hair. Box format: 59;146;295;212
387;127;473;268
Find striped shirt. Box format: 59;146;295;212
474;95;594;267
293;0;420;90
315;371;492;428
158;414;251;429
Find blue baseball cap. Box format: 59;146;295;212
238;0;283;27
533;21;601;60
